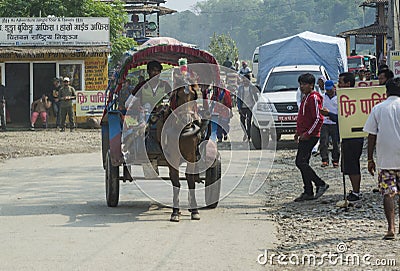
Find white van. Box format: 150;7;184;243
252;47;259;80
251;65;330;149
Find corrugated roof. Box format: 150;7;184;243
98;0;175;15
124;5;176;15
99;0;166;4
359;0;388;7
0;46;110;57
337;23;387;37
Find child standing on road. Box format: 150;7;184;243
294;73;329;202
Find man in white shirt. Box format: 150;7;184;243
239;61;251;76
364;77;400;240
320;80;340;168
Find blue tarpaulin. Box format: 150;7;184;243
257;31;348;87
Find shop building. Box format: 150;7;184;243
0;17;110;126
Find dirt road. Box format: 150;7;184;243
0;150;276;270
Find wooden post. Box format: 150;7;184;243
346;36;351;56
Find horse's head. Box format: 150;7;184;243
169;75;201;136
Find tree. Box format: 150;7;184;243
110;36;136;67
161;0;375;59
208;33;239;65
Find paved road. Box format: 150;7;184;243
0;149;276;270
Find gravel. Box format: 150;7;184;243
0;128;101;162
263;140;399;270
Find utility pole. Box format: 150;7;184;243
394;0;400;50
389;0;400;51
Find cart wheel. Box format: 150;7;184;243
105;150;119;207
205;154;221;208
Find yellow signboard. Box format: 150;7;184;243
84;57;108;91
390;51;400;77
337;86;386;139
75;90;106;117
355;80;379;88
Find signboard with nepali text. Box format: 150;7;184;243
356;80;379;88
390;51;400;78
75;91;106;117
0;17;109;46
84;57;108;91
337;86;386;139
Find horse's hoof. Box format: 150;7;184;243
170;208;180;222
191;211;200;221
170;214;180;222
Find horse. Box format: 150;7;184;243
160;76;206;222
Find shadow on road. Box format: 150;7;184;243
216;139;297;151
0;201;166;227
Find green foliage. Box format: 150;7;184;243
161;0;375;59
208;33;239;64
82;0;126;42
110;36;136;67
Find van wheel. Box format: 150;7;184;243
251;123;269;149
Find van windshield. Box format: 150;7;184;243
263;71;323;93
347;58;363;69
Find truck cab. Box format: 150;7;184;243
347;55;366;73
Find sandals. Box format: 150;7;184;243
384;231;395;240
321;162;329;167
321;161;339;168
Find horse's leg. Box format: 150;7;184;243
156;117;163;145
186;152;200;220
169;166;180;222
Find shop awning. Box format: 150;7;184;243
0;46;111;58
124;5;176;15
337;23;387;37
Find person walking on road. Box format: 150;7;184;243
222;56;233;69
237;74;258;141
59;77;76;132
239;61;251;76
364;77;400;240
294;73;329;202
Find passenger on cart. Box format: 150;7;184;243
123;60;172;177
128;60;171;110
124;60;172;141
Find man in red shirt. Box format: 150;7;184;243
294;73;329;202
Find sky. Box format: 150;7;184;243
163;0;202;12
